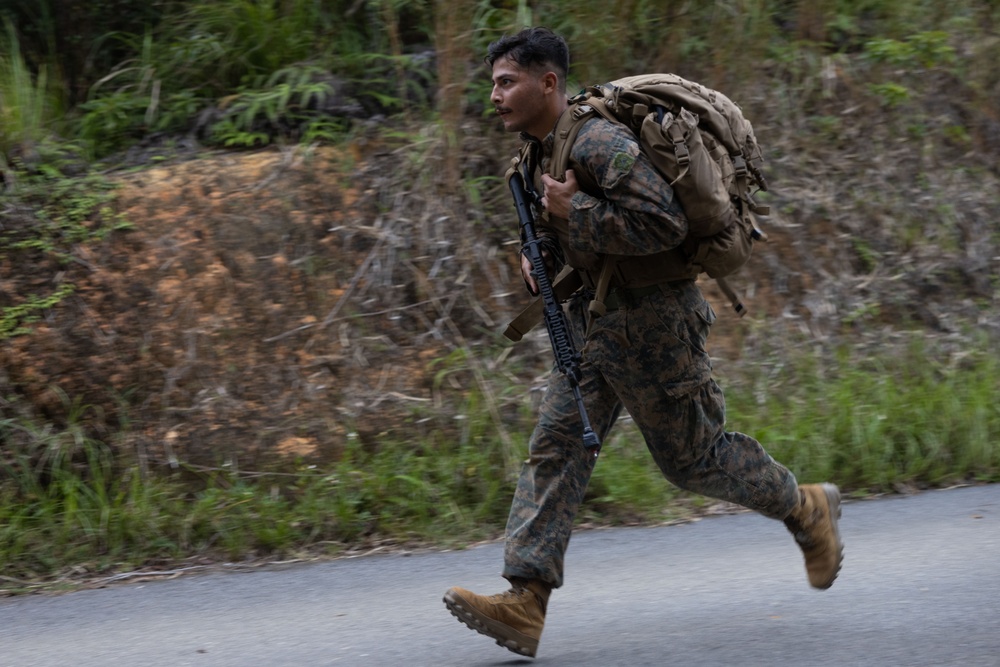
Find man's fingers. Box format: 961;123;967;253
521;253;539;295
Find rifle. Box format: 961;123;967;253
509;169;601;457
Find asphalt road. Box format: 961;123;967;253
2;484;998;667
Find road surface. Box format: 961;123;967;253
2;484;998;666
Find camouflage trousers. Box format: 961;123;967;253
502;279;799;589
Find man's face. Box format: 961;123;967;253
490;56;548;136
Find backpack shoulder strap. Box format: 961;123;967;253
549;97;627;322
549;97;620;179
506;140;533;185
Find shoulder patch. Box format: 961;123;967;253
599;136;640;190
612;150;636;173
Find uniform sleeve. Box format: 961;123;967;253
566;118;688;256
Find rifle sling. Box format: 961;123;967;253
503;266;583;342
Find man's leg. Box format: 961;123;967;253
591;281;843;589
502;367;622;587
636;379;800;518
444;346;622;657
629;377;844;589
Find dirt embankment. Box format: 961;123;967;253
2;132;536;469
4;147;359;467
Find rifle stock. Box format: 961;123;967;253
509;170;601;456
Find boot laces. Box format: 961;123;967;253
496;587;528;601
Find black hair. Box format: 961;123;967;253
485;27;569;90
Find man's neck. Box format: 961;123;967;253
524;97;568;142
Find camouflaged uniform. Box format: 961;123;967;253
503;115;800;588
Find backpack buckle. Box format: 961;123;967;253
733;154;747;177
673;141;690;166
665;122;690;167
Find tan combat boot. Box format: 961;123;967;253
443;578;550;657
784;483;845;589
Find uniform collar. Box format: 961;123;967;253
518;133;556;178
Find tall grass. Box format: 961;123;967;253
589;337;999;516
2;334;997;591
0;386;519;590
0;20;62;167
723;339;1000;491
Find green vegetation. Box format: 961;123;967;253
2;336;997;592
0;21;62;165
1;0;992;161
725;341;1000;491
1;0;999;589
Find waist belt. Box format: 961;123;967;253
503;271;693;343
602;284;662;311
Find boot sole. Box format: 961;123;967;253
815;482;845;590
443;588;539;658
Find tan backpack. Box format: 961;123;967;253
550;73;771;315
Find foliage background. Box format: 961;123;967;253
1;0;999;587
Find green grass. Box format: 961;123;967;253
2;335;997;592
585;339;1000;518
726;341;1000;492
0;389;521;591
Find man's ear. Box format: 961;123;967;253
540;70;559;95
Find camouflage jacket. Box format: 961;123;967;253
523;113;698;287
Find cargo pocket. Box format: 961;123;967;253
687;295;716;356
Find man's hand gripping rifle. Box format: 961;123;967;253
509;169;601;457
